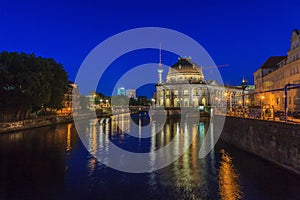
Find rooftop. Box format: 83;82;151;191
169;57;203;74
259;56;286;69
292;29;300;35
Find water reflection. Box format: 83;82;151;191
66;124;72;152
0;114;299;199
218;149;242;200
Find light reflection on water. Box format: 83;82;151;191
0;113;299;199
218;149;242;200
82;114;236;199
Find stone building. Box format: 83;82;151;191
58;81;80;115
155;57;248;111
254;30;300;112
126;89;136;99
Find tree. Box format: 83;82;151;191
129;97;137;106
47;58;68;109
0;51;68;120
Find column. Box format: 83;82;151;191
163;89;166;107
229;91;233;112
156;90;160;107
189;88;193;107
171;90;174;107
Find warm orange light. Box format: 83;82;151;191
261;96;265;100
66;124;72;151
218;149;243;200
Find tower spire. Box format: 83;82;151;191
159;43;162;67
242;77;246;83
157;43;164;84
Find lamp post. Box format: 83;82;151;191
241;78;248;117
224;92;228;113
246;99;249;106
260;95;265;119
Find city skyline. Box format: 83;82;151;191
1;1;300;97
1;1;300;199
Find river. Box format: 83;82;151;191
0;113;299;199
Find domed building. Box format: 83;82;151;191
155;57;247;110
166;57;205;84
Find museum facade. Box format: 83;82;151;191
155;57;248;111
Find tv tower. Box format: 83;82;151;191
157;44;163;84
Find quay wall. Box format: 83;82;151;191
218;115;300;174
0;116;74;133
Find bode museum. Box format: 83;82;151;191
155;57;250;112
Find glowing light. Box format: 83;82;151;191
218;149;243;200
66;124;72;151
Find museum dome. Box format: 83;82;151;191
166;57;205;83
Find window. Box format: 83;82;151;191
183;90;189;95
194;89;199;95
294;96;300;105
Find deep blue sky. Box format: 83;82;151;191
1;0;300;97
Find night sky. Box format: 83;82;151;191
1;0;300;97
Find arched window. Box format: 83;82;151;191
174;98;179;107
202;98;206;106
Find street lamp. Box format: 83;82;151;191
238;100;242;106
224;92;228;108
241;77;248;117
246;99;249;105
260;95;265;119
227;92;233;114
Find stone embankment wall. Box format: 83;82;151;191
0;116;73;133
219;116;300;174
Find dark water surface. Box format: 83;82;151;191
0;114;299;200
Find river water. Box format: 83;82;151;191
0;114;299;199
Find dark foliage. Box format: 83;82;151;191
0;51;68;120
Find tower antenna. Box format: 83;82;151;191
157;43;164;85
159;43;162;67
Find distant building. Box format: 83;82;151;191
117;86;125;96
58;81;80;115
253;29;300;112
126;89;136;98
155;57;248;111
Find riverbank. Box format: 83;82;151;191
0;115;74;134
218;115;300;175
0;111;133;134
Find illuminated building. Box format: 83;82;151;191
117;86;125;96
58;81;80;115
126;89;136;98
254;29;300;112
155;57;247;110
